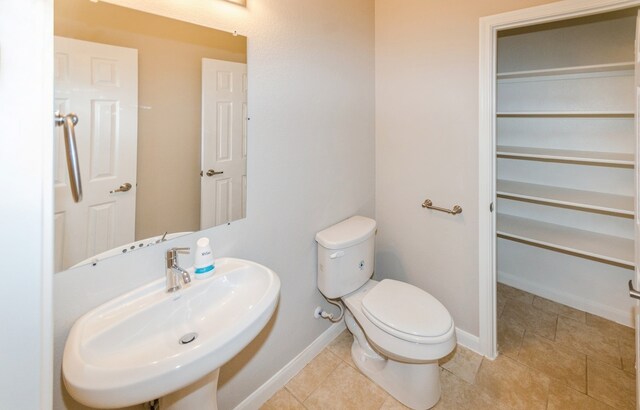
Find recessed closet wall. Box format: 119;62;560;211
496;9;637;325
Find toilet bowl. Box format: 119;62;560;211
316;216;456;409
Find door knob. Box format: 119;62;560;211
110;182;132;193
628;280;640;300
201;169;224;177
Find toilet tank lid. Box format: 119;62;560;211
315;216;377;250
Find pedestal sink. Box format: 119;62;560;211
62;258;280;409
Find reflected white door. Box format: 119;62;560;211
54;37;138;271
200;58;247;229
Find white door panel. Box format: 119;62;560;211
201;59;247;228
54;36;138;271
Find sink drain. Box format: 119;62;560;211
179;332;198;345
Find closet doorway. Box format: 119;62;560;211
479;0;640;406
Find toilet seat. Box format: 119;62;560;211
361;279;453;343
342;280;456;362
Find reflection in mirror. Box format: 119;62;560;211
54;0;248;272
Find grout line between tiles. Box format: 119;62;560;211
505;327;590;400
292;348;342;405
297;367;334;408
516;327;526;359
585;355;590;400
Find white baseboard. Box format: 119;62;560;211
455;327;482;355
498;270;634;327
233;321;346;410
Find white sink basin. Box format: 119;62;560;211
63;257;280;409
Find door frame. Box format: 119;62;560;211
478;0;640;359
0;1;53;408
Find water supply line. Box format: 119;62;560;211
315;297;345;323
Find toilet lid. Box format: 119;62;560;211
361;279;453;342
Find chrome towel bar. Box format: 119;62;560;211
55;111;83;203
422;199;462;215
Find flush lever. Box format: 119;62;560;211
330;251;345;259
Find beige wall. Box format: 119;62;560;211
55;0;247;240
53;1;374;409
374;0;559;336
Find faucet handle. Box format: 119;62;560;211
167;247;190;256
166;247;190;267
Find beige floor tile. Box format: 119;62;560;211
439;345;483;384
618;327;636;353
497;282;534;304
303;362;387;410
555;317;621;368
497;294;507;318
433;369;499;410
547;383;613;410
619;335;636;374
497;316;525;359
516;331;586;393
501;299;558;340
586;314;635;341
588;315;636;369
619;330;637;359
475;355;551;409
262;301;635;410
327;329;356;368
587;357;636;410
532;296;586;323
260;388;305;410
379;394;410;409
285;349;341;402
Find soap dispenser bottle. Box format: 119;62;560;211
194;237;215;279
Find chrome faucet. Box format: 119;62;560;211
166;247;191;293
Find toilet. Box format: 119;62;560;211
316;216;456;409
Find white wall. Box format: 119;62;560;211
52;0;375;409
374;0;558;338
497;11;636;72
0;1;53;408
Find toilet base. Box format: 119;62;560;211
345;311;441;409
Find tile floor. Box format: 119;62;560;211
261;283;636;410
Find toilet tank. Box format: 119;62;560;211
315;216;376;299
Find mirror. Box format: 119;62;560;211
54;0;248;272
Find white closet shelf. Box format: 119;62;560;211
497;62;634;80
497;179;634;216
497;214;634;267
496;111;634;117
496;145;634;166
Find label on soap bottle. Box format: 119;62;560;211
195;265;214;274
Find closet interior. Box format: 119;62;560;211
496;9;637;325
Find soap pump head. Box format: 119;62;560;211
197;237;210;248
